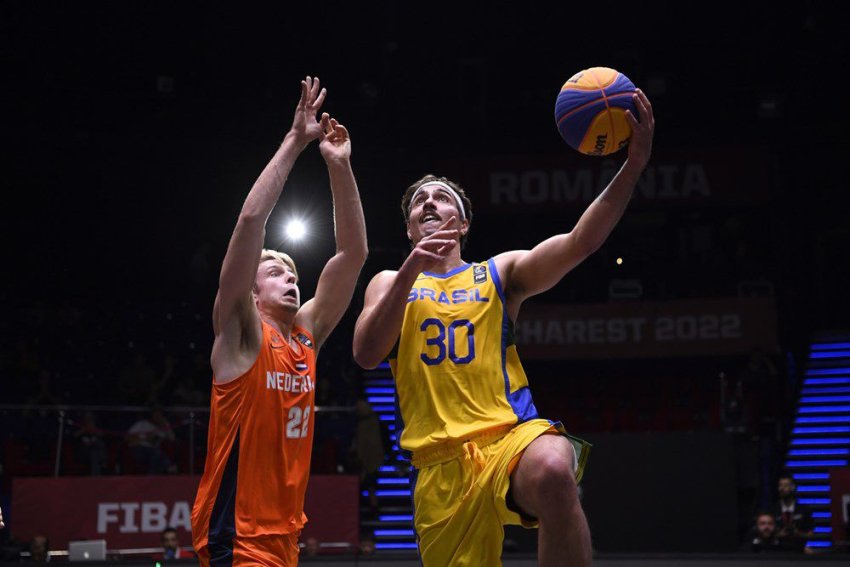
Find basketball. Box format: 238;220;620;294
555;67;637;156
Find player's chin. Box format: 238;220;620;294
419;225;440;239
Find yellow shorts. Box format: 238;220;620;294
410;419;590;567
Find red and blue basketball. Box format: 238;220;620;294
555;67;637;156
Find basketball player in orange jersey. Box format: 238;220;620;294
191;76;367;566
354;92;653;566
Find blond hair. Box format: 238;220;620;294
258;249;298;280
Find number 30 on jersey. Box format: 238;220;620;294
420;318;476;365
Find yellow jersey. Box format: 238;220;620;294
389;260;539;454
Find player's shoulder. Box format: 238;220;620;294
489;251;525;276
369;270;398;287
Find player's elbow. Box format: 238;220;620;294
353;341;382;370
350;244;369;267
338;243;369;267
236;208;266;228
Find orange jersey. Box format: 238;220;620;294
192;321;317;562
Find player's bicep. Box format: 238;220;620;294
354;271;395;332
502;232;590;299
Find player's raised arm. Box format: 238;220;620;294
213;77;326;336
496;89;655;314
353;220;459;369
296;115;368;349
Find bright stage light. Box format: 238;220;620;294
285;219;307;241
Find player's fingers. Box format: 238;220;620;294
438;216;457;230
636;88;652;111
419;239;456;251
321;113;332;135
298;80;308;108
310;76;320;100
415;249;445;261
436;241;458;255
625;109;639;130
336;124;350;140
313;87;327;110
633;92;649;123
423;229;459;241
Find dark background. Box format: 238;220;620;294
3;3;847;322
2;1;849;554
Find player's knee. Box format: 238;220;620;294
530;450;578;508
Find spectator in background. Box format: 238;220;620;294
73;411;108;475
358;532;375;556
353;399;385;517
773;474;813;552
741;511;782;552
154;528;190;561
127;408;176;474
302;537;319;557
28;535;49;563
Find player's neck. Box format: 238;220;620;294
428;252;465;275
258;309;297;342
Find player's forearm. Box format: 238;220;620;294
240;133;308;222
570;159;642;254
326;159;368;261
354;264;420;369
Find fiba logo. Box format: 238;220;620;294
97;502;191;533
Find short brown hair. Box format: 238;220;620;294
258;249;298;281
401;174;473;249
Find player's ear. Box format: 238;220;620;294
406;222;412;241
460;219;470;236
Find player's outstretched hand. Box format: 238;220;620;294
406;217;459;273
625;88;654;170
289;76;328;146
319;113;351;163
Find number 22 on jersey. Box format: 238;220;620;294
286;405;311;438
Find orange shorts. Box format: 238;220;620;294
197;533;300;566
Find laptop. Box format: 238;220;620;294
68;540;107;561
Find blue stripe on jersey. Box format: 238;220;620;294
488;258;539;424
508;386;538;422
208;430;240;566
488;258;515;417
423;263;472;279
394;388;412;462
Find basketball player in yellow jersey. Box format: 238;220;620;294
192;77;366;566
354;90;654;566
